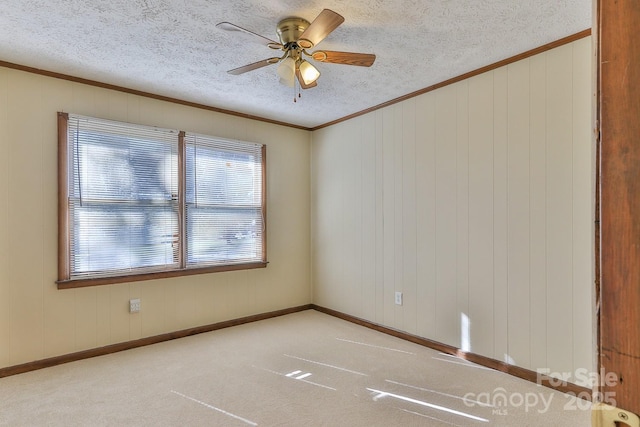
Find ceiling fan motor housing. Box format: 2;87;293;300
276;17;311;46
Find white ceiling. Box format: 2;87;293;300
0;1;591;129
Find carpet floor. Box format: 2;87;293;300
0;310;592;426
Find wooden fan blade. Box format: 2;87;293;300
312;51;376;67
297;9;344;49
216;22;283;49
296;69;318;89
228;58;280;75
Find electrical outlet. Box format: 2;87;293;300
129;298;141;313
394;291;403;306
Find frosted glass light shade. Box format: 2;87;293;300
299;60;320;85
277;57;295;87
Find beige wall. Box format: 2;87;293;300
0;67;311;369
0;37;594;383
311;37;593;385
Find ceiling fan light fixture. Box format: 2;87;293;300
298;60;320;85
218;9;374;96
279;77;295;87
277;57;296;86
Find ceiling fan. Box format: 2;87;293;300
216;9;375;94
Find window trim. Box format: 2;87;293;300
56;112;267;289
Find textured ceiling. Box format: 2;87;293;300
0;0;591;129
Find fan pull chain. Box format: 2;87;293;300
292;71;302;102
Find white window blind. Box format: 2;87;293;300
66;114;179;278
184;133;265;267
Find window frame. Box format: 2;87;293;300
57;112;267;289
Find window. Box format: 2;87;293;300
185;133;265;267
57;113;266;288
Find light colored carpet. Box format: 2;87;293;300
0;310;591;426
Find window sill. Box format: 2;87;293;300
56;262;268;289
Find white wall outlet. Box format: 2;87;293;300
129;298;141;313
394;291;403;306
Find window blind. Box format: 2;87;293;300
66;114;179;278
184;133;265;267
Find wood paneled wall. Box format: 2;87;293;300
0;68;311;369
311;37;594;384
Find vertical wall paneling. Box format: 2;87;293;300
138;96;167;130
361;113;377;321
507;59;532;368
43;283;75;358
492;67;510;363
402;100;418;334
311;127;338;308
74;287;98;351
345;120;363;317
468;72;496;357
434;84;459;347
382;106;396;326
231;271;250;320
327;123;347;312
209;274;233;324
340;122;353;312
415;94;437;339
173;278;196;331
545;44;575;378
128;282;142;340
8;71;45;364
241;270;260;318
107;90;129;123
571;37;594;385
456;83;470;351
71;84;97;117
110;284;132;344
374;110;385;324
528;53;548;371
95;286;111;347
125;94;141;125
42;77;75;358
393;104;404;330
309;129;319;306
191;274;215;326
311;37;594;380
